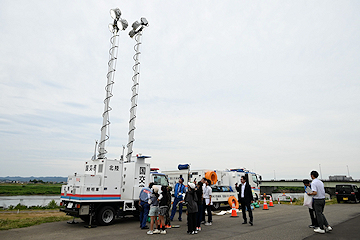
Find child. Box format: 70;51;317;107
147;186;160;235
158;186;169;234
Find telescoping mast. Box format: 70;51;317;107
60;8;168;227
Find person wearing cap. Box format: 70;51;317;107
147;186;160;235
139;182;154;229
170;177;186;221
184;182;198;234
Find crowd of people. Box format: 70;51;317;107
139;170;331;235
139;177;214;235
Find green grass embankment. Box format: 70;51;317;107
0;183;62;196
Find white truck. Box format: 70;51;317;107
163;165;261;210
60;9;168;226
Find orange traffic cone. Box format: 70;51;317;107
290;197;293;205
269;196;274;207
230;202;239;217
278;197;280;204
263;195;269;210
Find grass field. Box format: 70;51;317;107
0;210;72;230
0;183;62;196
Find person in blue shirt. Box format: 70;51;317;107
170;178;186;221
139;182;154;229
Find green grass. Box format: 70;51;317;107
0;183;62;196
0;215;72;230
4;200;61;211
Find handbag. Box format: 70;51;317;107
303;193;313;208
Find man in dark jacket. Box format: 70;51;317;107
235;176;254;226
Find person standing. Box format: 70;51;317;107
139;182;153;230
165;186;172;228
307;171;332;234
203;179;213;225
170;178;186;221
184;182;198;234
147;186;160;235
235;176;254;226
158;185;169;234
200;178;207;224
195;181;203;231
302;179;318;228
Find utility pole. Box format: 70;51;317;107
319;164;323;179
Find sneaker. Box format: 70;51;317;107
153;229;160;234
160;230;166;234
191;231;195;234
165;225;171;229
201;221;206;224
198;227;201;231
194;231;198;234
147;230;153;235
326;226;332;232
314;228;325;234
308;225;315;228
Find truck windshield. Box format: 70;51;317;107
252;175;258;184
153;174;169;186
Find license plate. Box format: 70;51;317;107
67;202;73;208
343;197;348;201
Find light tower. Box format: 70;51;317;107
97;8;128;159
126;18;149;162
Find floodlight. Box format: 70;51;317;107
108;23;115;33
110;8;121;20
129;29;136;38
118;19;128;31
132;21;141;31
140;17;148;26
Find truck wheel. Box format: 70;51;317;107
97;206;115;225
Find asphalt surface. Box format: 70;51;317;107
1;203;359;240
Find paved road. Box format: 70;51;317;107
1;204;359;240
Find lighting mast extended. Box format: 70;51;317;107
126;18;149;162
97;8;128;159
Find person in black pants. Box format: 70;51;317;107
184;182;198;234
235;176;254;226
303;179;318;228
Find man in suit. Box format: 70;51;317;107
235;176;254;226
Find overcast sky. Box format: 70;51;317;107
0;1;359;180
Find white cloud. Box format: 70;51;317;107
0;1;359;180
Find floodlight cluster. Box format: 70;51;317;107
129;18;149;38
108;8;128;33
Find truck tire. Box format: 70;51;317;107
97;206;115;225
